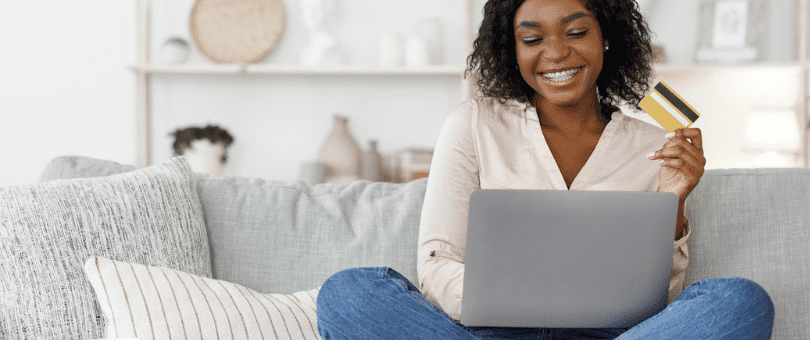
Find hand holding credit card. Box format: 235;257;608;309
641;80;706;208
638;81;700;132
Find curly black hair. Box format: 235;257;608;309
171;125;234;163
467;0;653;119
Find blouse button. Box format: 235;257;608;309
430;251;435;257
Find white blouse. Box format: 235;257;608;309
417;97;691;321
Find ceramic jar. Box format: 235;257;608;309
318;115;361;183
361;140;384;182
378;33;404;67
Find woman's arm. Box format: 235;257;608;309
648;127;705;239
648;127;704;302
417;99;480;320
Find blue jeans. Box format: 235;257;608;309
316;267;774;340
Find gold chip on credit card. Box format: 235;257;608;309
638;81;700;132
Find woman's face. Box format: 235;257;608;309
514;0;605;108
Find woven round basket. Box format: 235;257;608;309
190;0;286;63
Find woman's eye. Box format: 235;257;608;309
523;37;543;45
568;29;588;38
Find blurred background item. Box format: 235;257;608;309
300;0;344;66
159;37;190;64
378;33;404;67
190;0;286;63
171;125;234;174
394;148;433;182
743;107;802;167
318;115;361;183
361;140;384;182
299;161;327;184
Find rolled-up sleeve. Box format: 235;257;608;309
647;158;692;304
417;99;480;320
669;217;691;303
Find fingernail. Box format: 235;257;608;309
665;132;676;139
658;159;665;164
646;152;655;159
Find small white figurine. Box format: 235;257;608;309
300;0;344;66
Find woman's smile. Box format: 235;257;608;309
539;66;583;82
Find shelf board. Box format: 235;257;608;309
130;63;466;76
653;62;803;75
132;62;806;76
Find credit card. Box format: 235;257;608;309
638;81;700;132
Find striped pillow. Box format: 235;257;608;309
84;257;322;340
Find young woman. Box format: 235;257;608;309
317;0;775;339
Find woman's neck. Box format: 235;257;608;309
532;94;608;134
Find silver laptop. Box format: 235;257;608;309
461;189;678;328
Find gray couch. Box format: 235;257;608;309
39;156;810;339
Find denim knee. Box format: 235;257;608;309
318;267;382;312
692;277;775;325
317;267;385;337
725;277;774;318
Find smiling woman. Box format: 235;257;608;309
314;1;774;339
469;0;653;118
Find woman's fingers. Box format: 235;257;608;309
648;128;706;164
674;127;703;153
648;142;706;166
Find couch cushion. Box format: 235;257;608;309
684;168;810;339
196;173;427;294
39;155;140;182
2;157;211;339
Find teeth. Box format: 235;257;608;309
542;67;581;81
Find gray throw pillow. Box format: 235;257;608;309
0;157;211;339
39;155;140;182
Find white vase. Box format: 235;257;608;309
361;140;383;182
417;17;443;64
318;115;361;183
405;37;429;67
378;33;403;67
183;140;226;174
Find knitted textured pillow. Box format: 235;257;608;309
0;157;211;339
84;256;321;340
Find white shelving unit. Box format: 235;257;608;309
133;0;477;167
134;0;810;168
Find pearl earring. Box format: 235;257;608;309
604;45;609;51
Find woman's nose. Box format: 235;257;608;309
543;38;572;62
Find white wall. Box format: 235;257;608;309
0;1;135;186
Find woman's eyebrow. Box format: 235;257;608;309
562;12;590;24
515;12;591;29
